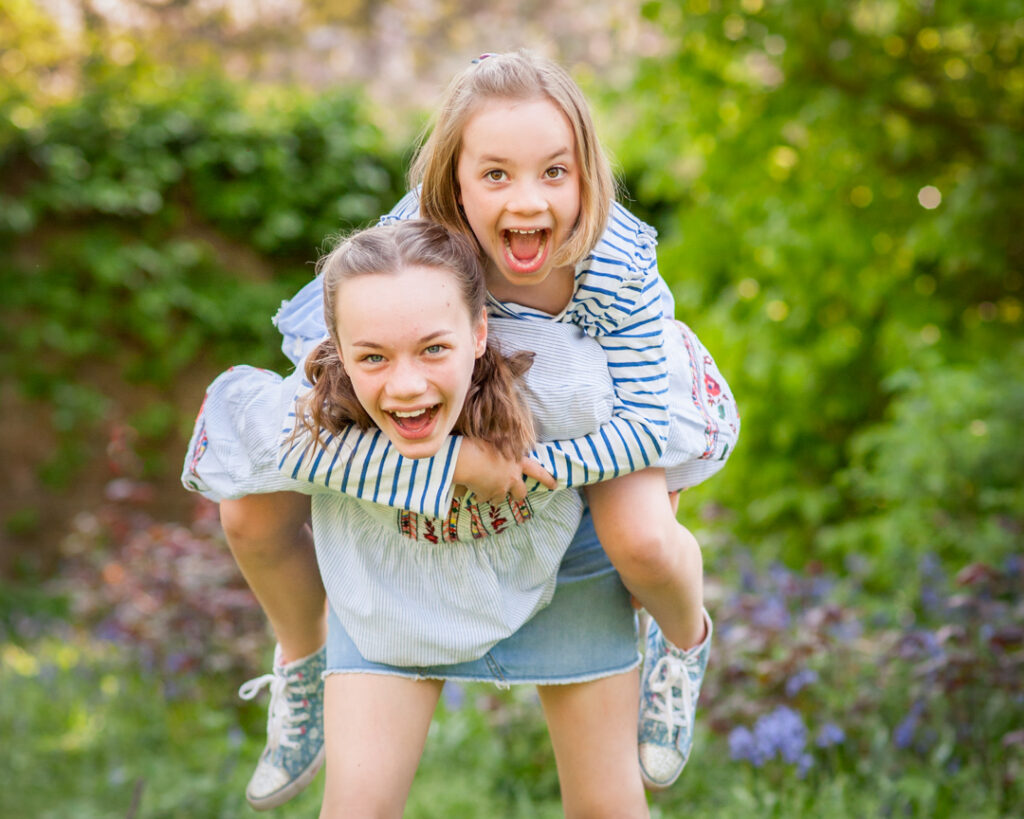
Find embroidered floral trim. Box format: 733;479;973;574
397;495;533;543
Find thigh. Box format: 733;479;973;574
537;672;648;819
320;673;443;819
585;467;673;522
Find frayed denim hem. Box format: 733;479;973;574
322;654;641;688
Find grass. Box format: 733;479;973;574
2;623;1018;818
4;500;1019;817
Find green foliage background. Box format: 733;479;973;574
1;2;1022;816
2;0;1021;584
606;0;1023;582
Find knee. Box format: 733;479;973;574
607;522;701;588
219;494;310;560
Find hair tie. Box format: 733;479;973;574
472;53;496;64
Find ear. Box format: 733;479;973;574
473;309;488;358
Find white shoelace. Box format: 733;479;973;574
645;653;696;746
239;670;314;752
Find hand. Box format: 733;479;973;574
453;440;554;504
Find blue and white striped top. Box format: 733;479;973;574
274;192;736;517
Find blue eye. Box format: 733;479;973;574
424;344;444;355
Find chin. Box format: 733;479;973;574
395;443;438;460
388;432;446;461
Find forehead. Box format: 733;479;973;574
334;265;473;340
459;96;576;158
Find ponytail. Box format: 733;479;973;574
297;338;372;443
457;340;536;461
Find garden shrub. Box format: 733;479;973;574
604;0;1023;581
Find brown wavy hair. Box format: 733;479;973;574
297;220;536;461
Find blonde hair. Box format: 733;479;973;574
410;50;615;269
300;220;536;460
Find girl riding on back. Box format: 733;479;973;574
278;49;740;789
191;50;739;807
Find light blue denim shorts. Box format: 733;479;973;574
324;505;640;686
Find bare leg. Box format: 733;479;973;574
538;673;649;818
320;673;443;818
220;492;327;661
586;469;705;650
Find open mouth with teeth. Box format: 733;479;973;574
387;405;440;439
502;227;551;274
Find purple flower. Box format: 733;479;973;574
732;706;809;769
816;722;846;748
893;700;924;749
755;706;808;764
829;617;863;643
442;681;465;710
785;669;819;697
751;594;790;630
729;726;764;765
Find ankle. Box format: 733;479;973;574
662;609;710;653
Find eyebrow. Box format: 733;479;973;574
476;147;572;165
351;329;454;348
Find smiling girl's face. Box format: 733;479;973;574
456;96;582;315
333;264;487;459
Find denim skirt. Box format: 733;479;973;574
324;504;640;686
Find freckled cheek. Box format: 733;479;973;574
350;376;380;408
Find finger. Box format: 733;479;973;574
520;458;556;490
481;485;509;505
508;476;528;502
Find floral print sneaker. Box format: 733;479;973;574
637;610;712;790
238;644;326;810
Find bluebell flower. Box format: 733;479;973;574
919;553;945;580
754;705;808;764
893;700;924;749
729;726;764;765
898;629;944;661
731;706;813;773
816;721;846;748
751;594;790;630
442;681;465;710
808;575;835;602
768;563;794;590
829;617;863;643
740;567;757;594
785;669;819;697
166;651;191;673
1002;553;1022;577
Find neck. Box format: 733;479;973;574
485;265;575;315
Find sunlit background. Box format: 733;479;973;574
2;1;1021;815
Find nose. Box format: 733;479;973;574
506;179;547;215
385;357;427;399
